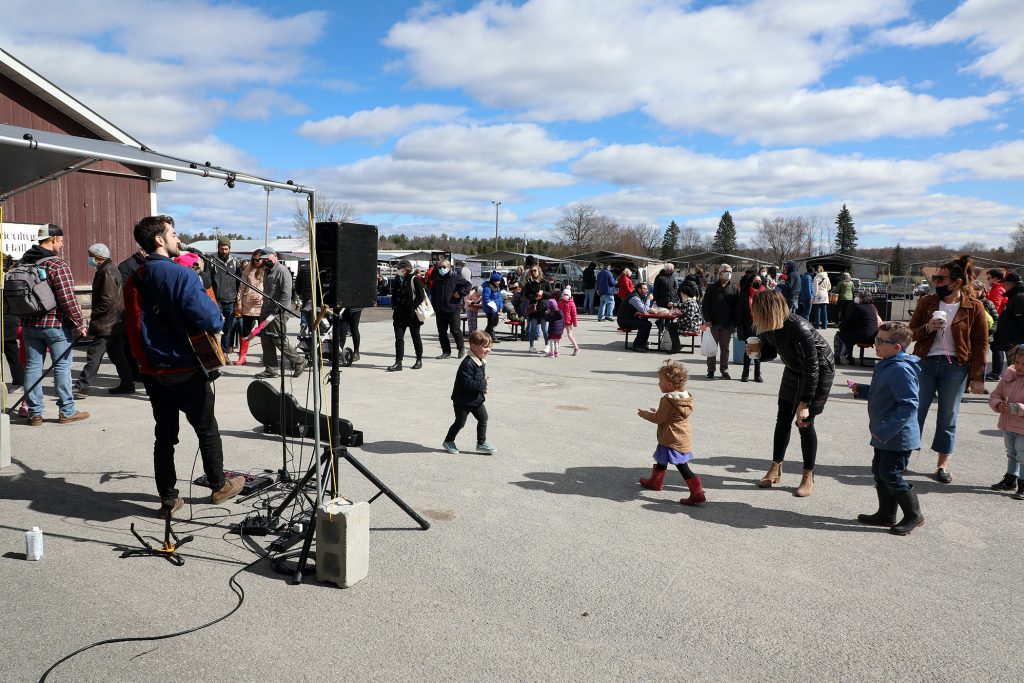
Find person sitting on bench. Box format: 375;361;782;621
835;288;880;364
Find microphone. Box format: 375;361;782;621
178;244;204;255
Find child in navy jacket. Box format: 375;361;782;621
544;299;565;357
442;331;496;455
850;322;925;536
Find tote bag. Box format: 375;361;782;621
415;295;434;322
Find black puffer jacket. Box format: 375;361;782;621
758;314;835;414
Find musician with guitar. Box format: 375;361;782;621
123;215;244;517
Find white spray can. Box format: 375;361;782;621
25;527;44;561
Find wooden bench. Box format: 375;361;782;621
503;319;523;342
617;327;633;349
857;341;876;367
677;330;698;354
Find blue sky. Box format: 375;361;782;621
2;0;1022;248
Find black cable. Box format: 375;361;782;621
38;556;258;682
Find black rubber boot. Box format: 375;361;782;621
857;485;898;526
1014;480;1024;501
386;360;402;372
741;355;751;382
891;489;925;536
753;359;763;382
991;473;1017;491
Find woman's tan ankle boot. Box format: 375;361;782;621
757;461;783;488
794;469;815;497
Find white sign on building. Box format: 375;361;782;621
1;223;46;261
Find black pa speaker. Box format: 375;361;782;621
314;221;378;308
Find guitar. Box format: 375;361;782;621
187;325;227;371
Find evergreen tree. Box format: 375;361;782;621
834;204;857;254
712;211;737;255
661;220;681;260
890;242;907;276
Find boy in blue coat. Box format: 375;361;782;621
850;322;926;535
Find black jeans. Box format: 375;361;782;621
484;310;499;341
2;310;24;386
339;308;362;353
445;403;488;444
436;309;464;354
76;333;134;391
142;372;224;507
394;320;423;361
772;401;818;470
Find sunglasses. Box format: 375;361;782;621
930;275;949;283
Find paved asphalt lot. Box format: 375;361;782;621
1;311;1020;682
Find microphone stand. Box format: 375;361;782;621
184;247;301;489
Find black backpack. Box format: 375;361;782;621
3;256;58;316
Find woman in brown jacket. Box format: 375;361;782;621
232;251;266;365
908;255;988;484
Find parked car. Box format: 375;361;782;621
544;261;585;293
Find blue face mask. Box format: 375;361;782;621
87;256;98;268
438;267;450;276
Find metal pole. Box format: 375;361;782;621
306;191;324;510
264;186;273;246
492;200;501;253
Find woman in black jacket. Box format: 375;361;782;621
388;260;426;371
735;274;765;382
748;290;835;497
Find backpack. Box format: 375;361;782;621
3;256;58;316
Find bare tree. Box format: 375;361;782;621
752;216;813;265
555;204;602;253
678;225;708;255
1011;221;1024;258
625;223;661;257
292;197;359;246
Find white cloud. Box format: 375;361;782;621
232;90;310;122
384;0;1002;143
882;0;1024;88
297;104;467;144
938;140;1024;180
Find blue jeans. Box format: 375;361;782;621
811;303;828;328
1003;432;1024;477
527;317;548;346
872;448;912;494
219;302;238;351
584;288;596;314
598;294;615;321
799;300;812;319
22;325;76;418
917;356;970;455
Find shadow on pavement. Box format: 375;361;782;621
641;499;876;532
360;440;436;455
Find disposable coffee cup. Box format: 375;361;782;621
747;336;761;359
932;310;947;327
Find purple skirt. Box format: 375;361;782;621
654;445;693;465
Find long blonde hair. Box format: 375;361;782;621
752;290;789;332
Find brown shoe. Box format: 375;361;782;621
156;497;184;518
211;476;245;504
58;411;91;424
757;461;782;488
794;469;815;497
28;415;43;427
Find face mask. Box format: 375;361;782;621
87;256;98;268
721;272;732;281
752;281;761;289
438;267;450;276
934;284;952;299
853;296;861;304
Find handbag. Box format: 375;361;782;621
829;293;839;305
700;328;718;357
413;279;434;322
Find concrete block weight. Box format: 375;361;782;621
315;498;369;588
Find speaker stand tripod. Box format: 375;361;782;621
120;508;193;567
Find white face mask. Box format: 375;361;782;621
759;271;767;277
721;272;732;281
854;296;862;304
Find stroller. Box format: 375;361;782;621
297;306;355;367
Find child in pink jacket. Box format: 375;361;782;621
988;344;1024;499
558;287;580;356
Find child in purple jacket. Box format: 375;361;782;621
544;299;565;357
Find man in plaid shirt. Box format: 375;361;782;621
18;224;89;426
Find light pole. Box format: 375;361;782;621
264;186;273;245
491;200;501;253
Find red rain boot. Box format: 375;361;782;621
639;466;666;491
679;476;706;506
233;338;249;366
